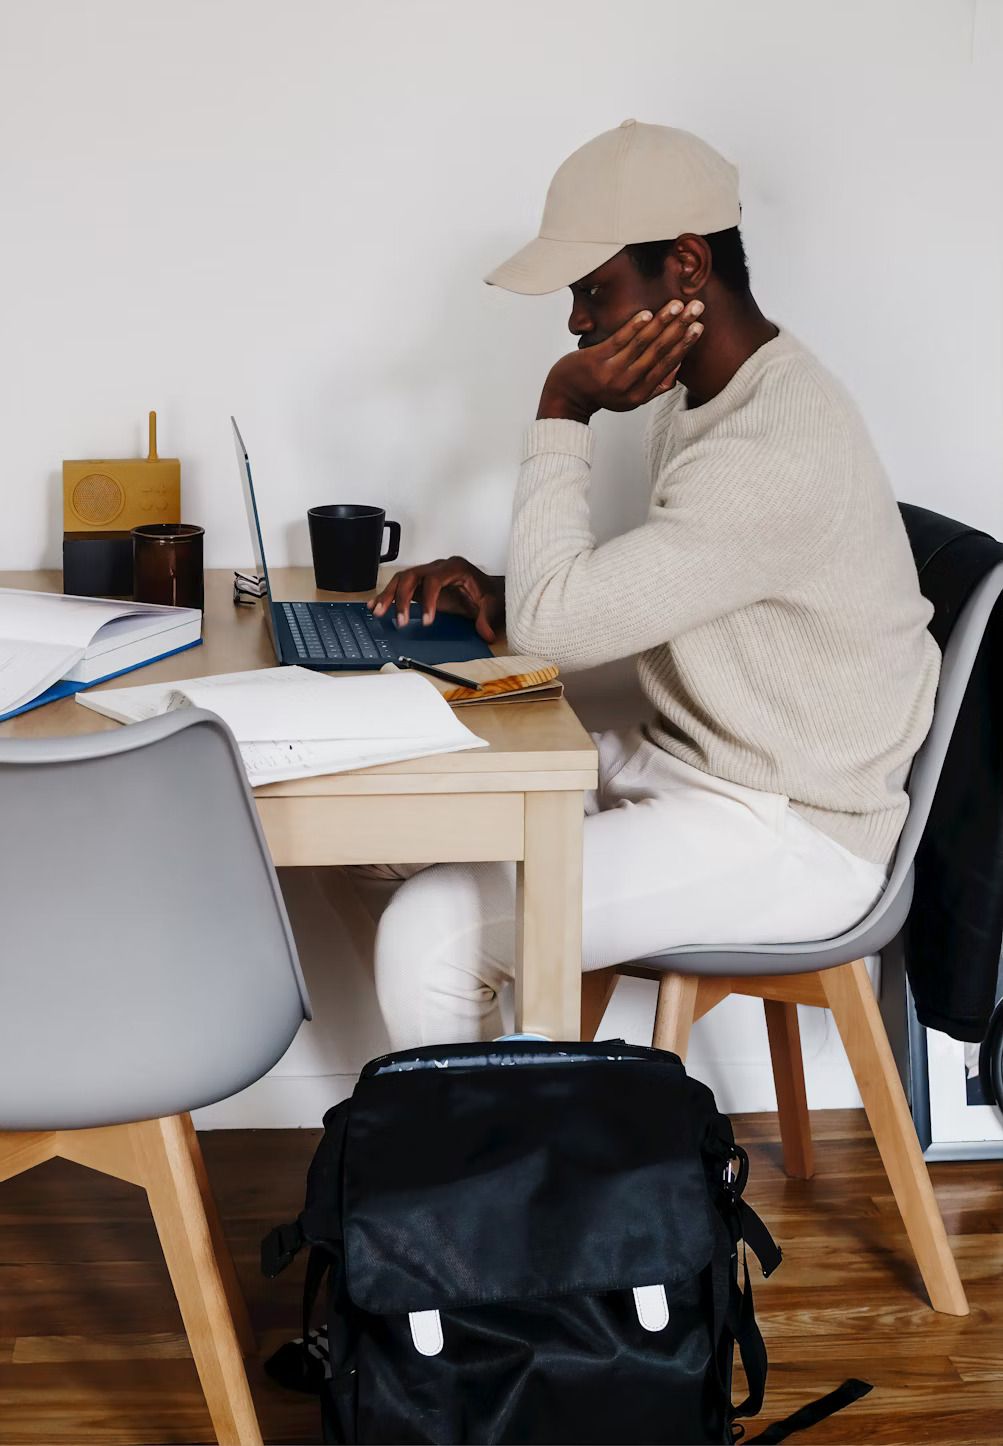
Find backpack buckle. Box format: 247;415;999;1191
723;1144;750;1199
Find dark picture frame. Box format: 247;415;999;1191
881;935;1003;1162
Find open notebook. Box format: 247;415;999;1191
76;667;488;786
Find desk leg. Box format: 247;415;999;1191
515;791;584;1040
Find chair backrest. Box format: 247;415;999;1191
649;557;1003;975
0;710;311;1130
883;559;1003;894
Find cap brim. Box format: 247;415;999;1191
484;236;624;295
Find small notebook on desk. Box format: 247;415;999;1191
0;587;202;721
389;655;563;706
76;666;488;786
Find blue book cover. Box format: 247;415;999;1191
0;638;204;723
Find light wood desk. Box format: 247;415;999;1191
0;569;598;1038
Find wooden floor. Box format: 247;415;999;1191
0;1111;1000;1445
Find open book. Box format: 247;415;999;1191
0;588;202;720
76;666;488;786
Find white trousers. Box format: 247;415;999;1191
372;728;887;1051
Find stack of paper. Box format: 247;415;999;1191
76;666;488;785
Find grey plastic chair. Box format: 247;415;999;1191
594;562;1003;1319
0;709;312;1445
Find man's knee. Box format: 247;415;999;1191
374;868;465;1000
374;865;511;1048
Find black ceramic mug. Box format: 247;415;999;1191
307;505;401;592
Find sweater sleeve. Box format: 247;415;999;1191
505;414;849;671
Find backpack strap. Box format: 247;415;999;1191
719;1180;782;1426
302;1243;332;1350
744;1378;873;1443
728;1247;768;1420
261;1246;334;1396
736;1200;782;1277
261;1102;353;1400
726;1257;873;1442
714;1157;870;1443
261;1100;351;1280
261;1219;306;1278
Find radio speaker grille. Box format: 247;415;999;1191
71;472;126;527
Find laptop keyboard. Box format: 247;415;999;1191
280;601;388;663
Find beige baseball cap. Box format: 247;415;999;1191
485;119;740;296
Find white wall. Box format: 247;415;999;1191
2;0;1001;1125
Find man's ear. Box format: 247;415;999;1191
672;235;712;296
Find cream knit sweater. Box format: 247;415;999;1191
506;329;940;868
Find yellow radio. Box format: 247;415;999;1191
63;412;180;533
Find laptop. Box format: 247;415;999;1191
231;418;494;671
231;417;398;671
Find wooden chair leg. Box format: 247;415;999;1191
652;973;701;1059
764;999;815;1180
821;959;969;1316
580;967;619;1041
131;1115;264;1445
0;1131;59;1183
179;1113;256;1356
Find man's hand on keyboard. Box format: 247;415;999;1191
368;558;504;642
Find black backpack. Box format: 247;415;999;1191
262;1039;870;1444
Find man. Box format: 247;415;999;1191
365;120;939;1050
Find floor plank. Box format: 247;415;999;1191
12;1333;192;1364
0;1112;999;1444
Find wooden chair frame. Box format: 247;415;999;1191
0;1113;262;1445
582;959;968;1317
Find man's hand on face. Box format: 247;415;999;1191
367;557;504;642
538;299;705;425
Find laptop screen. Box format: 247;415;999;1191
231;416;273;602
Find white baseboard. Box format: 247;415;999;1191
190;914;874;1128
192;1074;357;1130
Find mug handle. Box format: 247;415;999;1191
381;520;401;563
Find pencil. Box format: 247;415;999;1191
397;656;484;691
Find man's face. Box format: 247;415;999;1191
567;250;677;349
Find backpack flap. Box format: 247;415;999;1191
341;1051;717;1316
